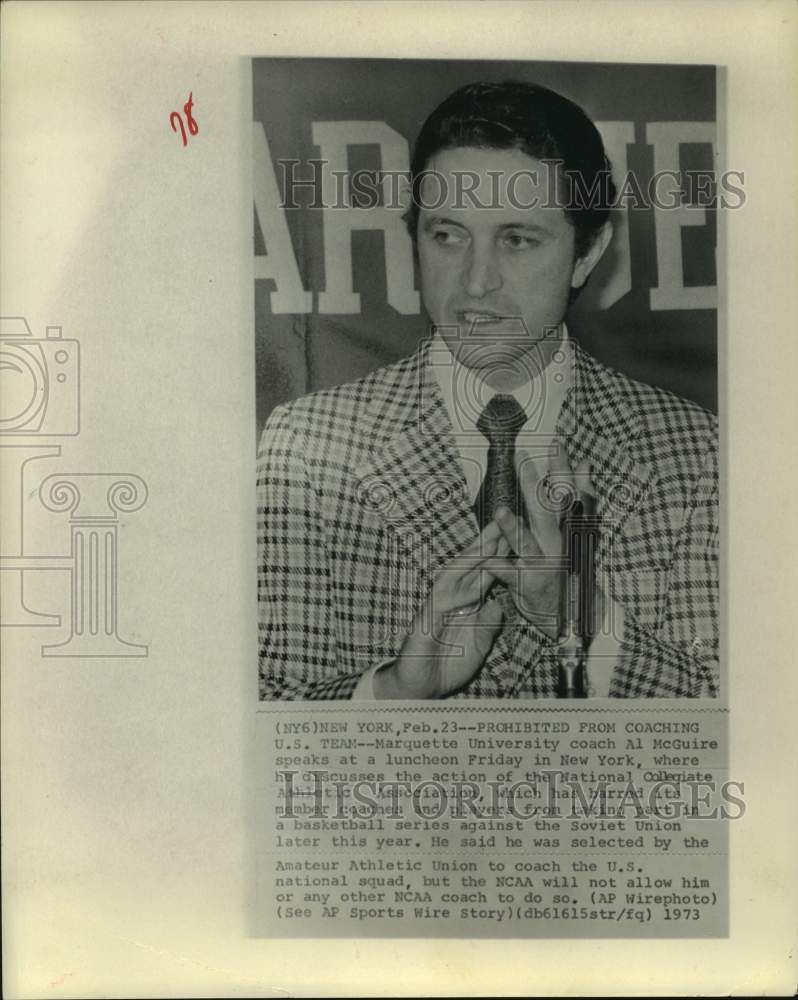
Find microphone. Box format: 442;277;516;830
557;493;599;697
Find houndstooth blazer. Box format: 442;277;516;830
257;338;719;700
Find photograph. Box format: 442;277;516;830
255;59;720;701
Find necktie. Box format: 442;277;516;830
474;394;528;530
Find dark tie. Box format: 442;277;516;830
474;394;528;530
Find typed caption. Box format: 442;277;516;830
254;707;729;938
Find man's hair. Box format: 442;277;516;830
405;80;616;258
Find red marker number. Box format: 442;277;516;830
170;92;199;147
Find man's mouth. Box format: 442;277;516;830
457;310;514;325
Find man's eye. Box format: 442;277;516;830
432;228;465;245
503;233;538;249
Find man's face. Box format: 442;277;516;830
416;146;605;383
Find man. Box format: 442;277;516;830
257;80;719;700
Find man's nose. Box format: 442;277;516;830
463;244;502;298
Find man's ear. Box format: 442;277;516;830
571;221;614;289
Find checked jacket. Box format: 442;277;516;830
257;339;719;700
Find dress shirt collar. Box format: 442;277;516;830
429;325;572;442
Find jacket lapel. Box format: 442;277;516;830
355;341;478;588
558;343;655;570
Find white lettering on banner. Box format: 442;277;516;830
253;123;313;314
311;122;420;315
594;121;636;309
646;122;717;311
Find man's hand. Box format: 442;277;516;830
489;442;590;638
373;522;508;699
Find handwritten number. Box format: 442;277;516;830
170;92;199;147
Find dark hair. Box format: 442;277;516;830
405;80;616;258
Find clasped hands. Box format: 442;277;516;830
373;444;594;699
